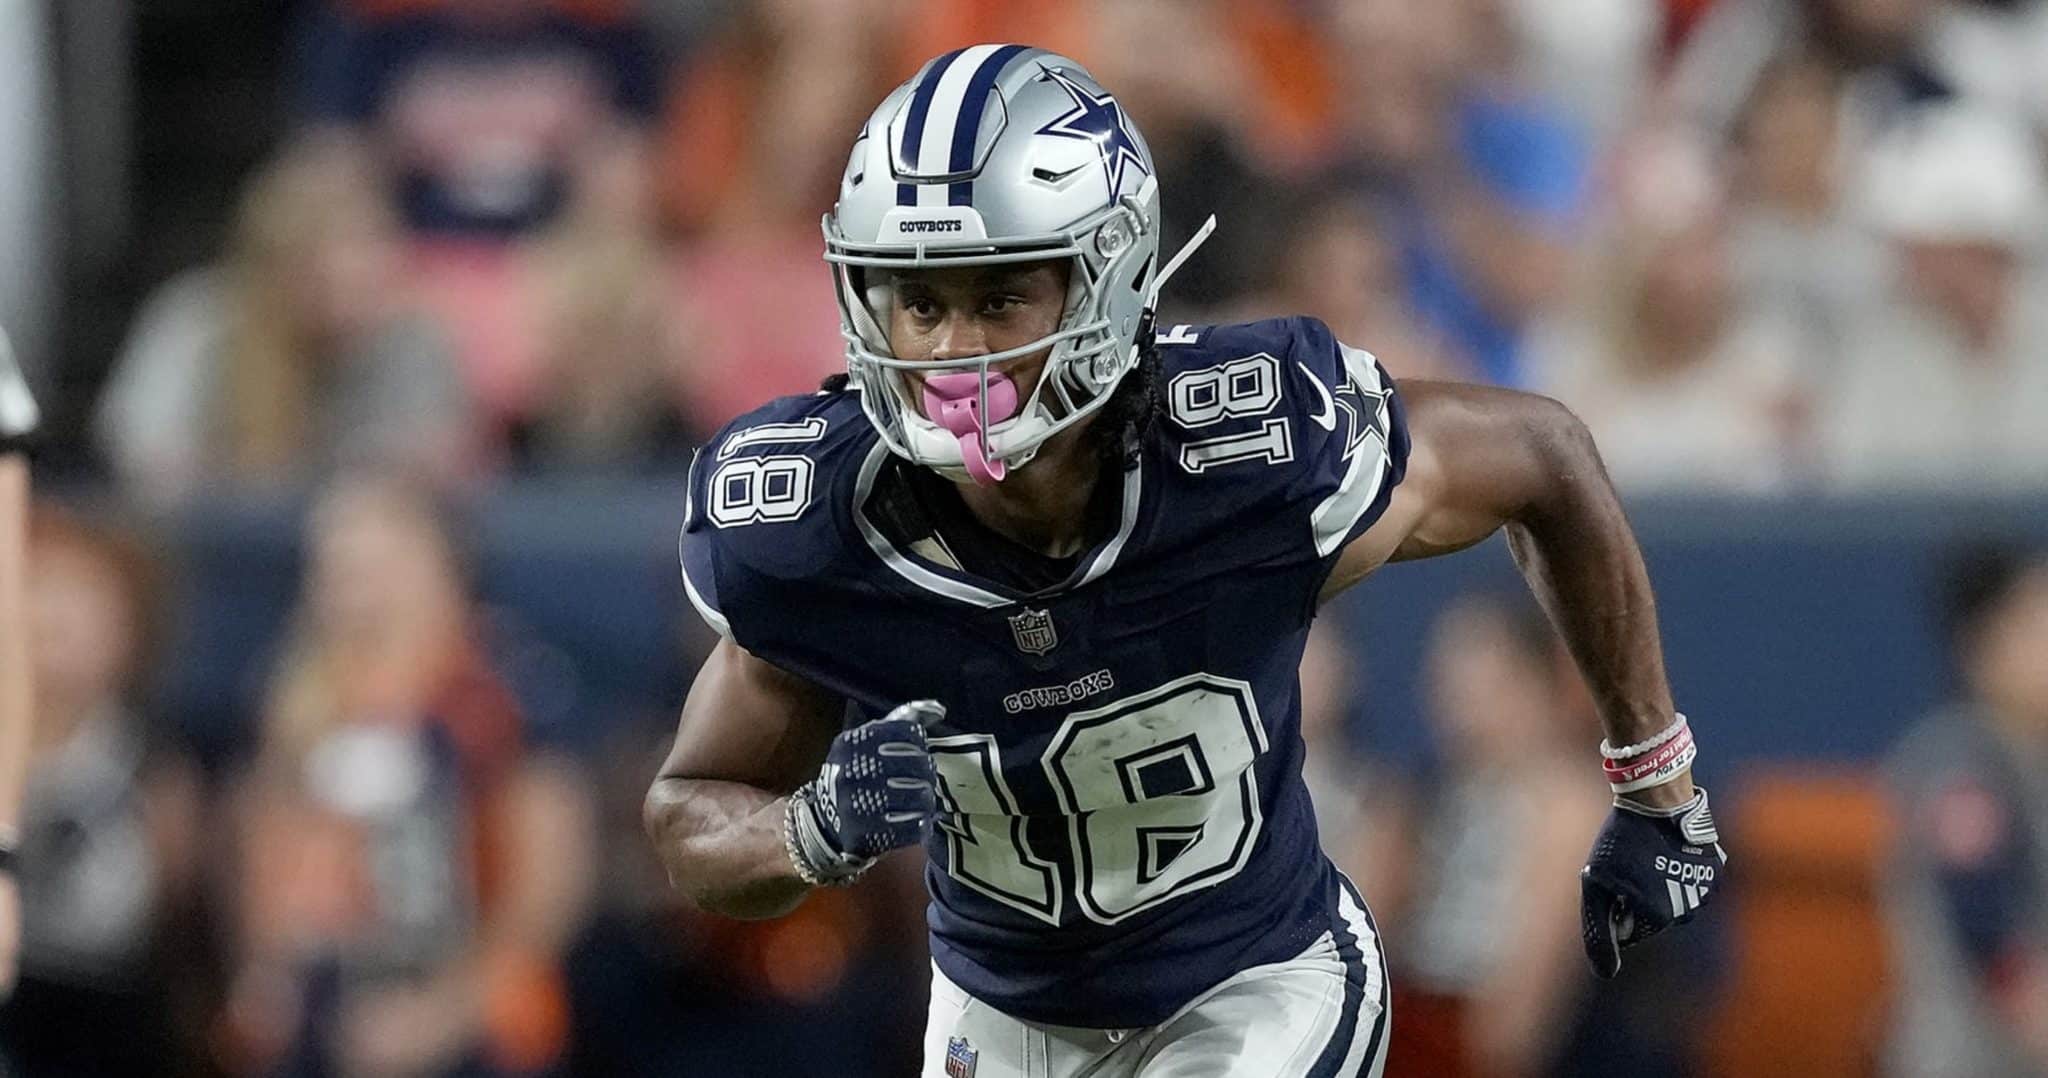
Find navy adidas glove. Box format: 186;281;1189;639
783;700;943;885
1580;786;1728;978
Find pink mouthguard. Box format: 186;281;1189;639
921;372;1019;485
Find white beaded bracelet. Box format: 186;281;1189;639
1600;712;1688;761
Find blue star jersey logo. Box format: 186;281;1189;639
1035;65;1151;195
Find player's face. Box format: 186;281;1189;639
883;260;1070;411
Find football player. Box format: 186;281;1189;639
647;46;1725;1078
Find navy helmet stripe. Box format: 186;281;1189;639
898;47;968;206
947;44;1031;207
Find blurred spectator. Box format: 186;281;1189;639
296;0;662;240
1884;546;2048;1076
1330;0;1592;387
222;476;593;1078
1529;134;1813;492
1724;56;1889;364
290;0;667;439
657;0;894;436
1497;0;1662;146
1824;104;2048;490
1234;188;1465;381
1667;0;1949;143
1927;0;2048;129
659;0;890;238
509;137;691;473
94;142;474;508
1085;0;1315;313
1381;593;1608;1078
0;505;208;1078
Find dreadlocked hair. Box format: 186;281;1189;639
816;319;1164;468
1092;312;1163;468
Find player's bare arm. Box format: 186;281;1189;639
1330;378;1725;977
1327;380;1690;806
645;638;942;920
643;638;842;919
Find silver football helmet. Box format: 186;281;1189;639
824;44;1209;484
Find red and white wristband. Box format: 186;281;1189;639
1600;713;1696;794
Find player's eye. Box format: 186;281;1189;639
982;294;1023;315
903;296;939;320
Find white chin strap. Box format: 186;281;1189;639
1147;214;1216;310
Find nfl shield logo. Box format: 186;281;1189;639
1008;607;1058;655
945;1036;978;1078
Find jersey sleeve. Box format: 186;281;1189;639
1275;316;1412;560
676;394;853;644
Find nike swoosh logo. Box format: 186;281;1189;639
1032;164;1088;184
1297;361;1337;432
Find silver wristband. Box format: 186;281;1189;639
783;785;872;887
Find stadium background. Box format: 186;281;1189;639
3;0;2047;1075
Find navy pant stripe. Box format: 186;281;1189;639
947;44;1030;206
896;47;966;205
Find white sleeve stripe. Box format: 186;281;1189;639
679;448;733;638
681;554;732;638
1310;344;1393;557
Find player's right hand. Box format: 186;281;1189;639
784;699;944;885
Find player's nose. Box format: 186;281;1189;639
927;310;990;362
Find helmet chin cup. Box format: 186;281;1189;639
901;408;1048;484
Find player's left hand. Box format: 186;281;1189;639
1580;786;1728;979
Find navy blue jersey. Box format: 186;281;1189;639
680;317;1410;1027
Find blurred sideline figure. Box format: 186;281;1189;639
94;143;473;508
1884;547;2048;1077
1827;103;2048;490
511;135;691;474
1381;594;1608;1078
223;476;592;1078
0;505;207;1078
0;330;41;1005
1327;0;1591;387
1529;132;1812;492
291;0;668;452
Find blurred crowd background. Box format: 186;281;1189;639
2;0;2047;1075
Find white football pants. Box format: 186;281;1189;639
921;882;1389;1078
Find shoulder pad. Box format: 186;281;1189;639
1151;316;1410;558
679;389;873;637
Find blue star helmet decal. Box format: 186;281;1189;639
1034;64;1151;196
